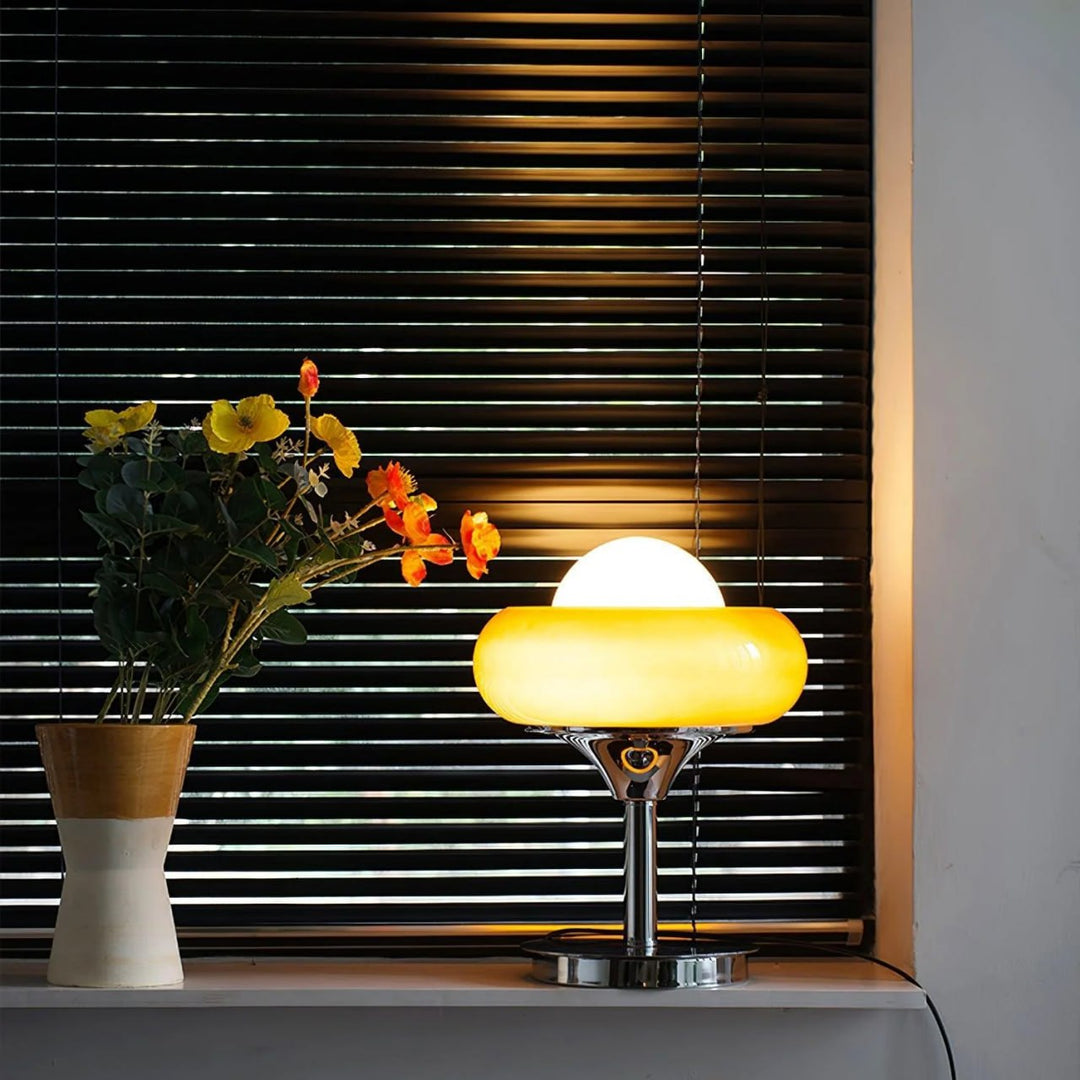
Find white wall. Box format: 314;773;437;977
911;1;1080;1078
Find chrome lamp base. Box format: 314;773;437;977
529;727;754;989
523;937;751;989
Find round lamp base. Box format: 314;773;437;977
522;938;752;989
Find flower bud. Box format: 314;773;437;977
298;358;320;399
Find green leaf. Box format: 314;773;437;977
260;609;307;646
122;458;181;494
254;475;288;511
176;427;209;457
141;571;185;598
121;459;152;490
164;486;212;530
77;454;121;491
82;511;136;550
105;483;146;523
231;538;280;570
229;641;263;679
145;514;200;537
92;586;135;658
276;518;305;564
262;575;311;615
216;495;239;545
180;607;210;659
199;588;238;610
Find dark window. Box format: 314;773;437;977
0;1;872;955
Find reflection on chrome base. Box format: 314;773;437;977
523;937;752;989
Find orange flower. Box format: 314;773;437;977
385;501;453;586
461;510;501;580
298;358;319;400
366;461;417;509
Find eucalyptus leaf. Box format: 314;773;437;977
82;511;136;550
105;483;146;523
146;514;199;537
122;458;180;493
121;458;156;490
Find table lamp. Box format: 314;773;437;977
472;536;807;988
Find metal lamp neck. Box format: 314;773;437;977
539;727;739;802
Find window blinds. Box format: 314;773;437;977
0;0;872;953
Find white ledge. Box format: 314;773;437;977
0;957;926;1010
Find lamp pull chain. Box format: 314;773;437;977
689;0;708;946
756;0;769;608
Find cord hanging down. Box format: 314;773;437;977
756;0;770;608
688;0;708;946
53;0;64;721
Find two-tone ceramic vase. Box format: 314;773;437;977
35;723;195;988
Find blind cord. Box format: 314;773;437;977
756;0;769;607
692;0;707;562
53;0;64;722
688;0;708;946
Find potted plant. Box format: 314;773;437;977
37;358;500;987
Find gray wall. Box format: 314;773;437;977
912;1;1080;1078
5;3;1080;1078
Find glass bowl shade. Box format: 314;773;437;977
472;606;808;730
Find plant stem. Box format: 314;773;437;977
131;431;155;639
96;667;125;723
131;663;150;723
187;518;272;604
298;543;462;590
180;600;269;723
119;659;136;723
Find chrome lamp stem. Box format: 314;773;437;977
521;727;754;989
624;800;658;953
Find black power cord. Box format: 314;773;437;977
750;939;956;1080
537;929;956;1080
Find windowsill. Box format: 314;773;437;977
0;957;926;1010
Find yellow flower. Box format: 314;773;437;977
310;413;361;477
202;395;290;454
83;401;156;451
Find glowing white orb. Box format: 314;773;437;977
552;537;725;608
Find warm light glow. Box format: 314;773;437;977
553;537;724;608
473;537;807;730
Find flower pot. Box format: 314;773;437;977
35;722;196;988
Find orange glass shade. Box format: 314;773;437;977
473;606;808;730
